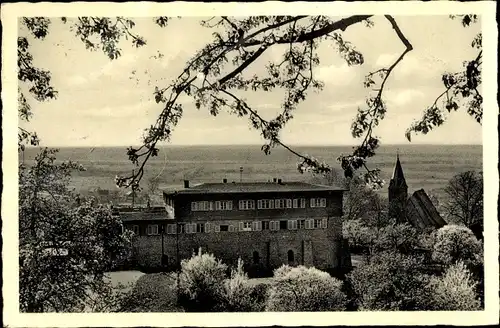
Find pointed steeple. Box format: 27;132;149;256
388;152;409;221
391;152;407;187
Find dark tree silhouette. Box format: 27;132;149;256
18;15;482;190
443;170;483;229
19;149;134;312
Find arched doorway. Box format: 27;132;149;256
161;254;168;267
287;250;295;263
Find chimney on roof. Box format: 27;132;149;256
223;178;228;183
183;180;190;188
273;178;277;183
278;178;282;184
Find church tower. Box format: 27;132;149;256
388;153;408;221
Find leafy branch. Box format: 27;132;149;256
17;15;483;192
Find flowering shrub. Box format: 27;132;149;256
178;251;228;312
427;261;481;310
432;225;483;267
348;251;432;310
221;259;263;311
265;265;346;311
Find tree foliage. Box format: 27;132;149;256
18;15;482;190
431;225;483;268
443;170;483;229
311;170;384;224
266;265;347;311
343;217;421;255
220;258;263;312
348;251;431;311
119;273;181;312
178;250;228;312
376;220;419;253
19;148;134;312
427;261;481;311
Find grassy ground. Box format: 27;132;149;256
105;271;145;290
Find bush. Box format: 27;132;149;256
119;273;181;312
248;282;270;312
273;264;294;278
221;259;261;312
178;251;228;312
432;225;483;267
348;251;432;311
265;265;346;311
427;261;481;310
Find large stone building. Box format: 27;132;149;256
115;179;350;274
388;154;447;230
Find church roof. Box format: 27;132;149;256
390;154;408;188
406;189;447;230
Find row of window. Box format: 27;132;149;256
133;218;329;236
191;198;326;212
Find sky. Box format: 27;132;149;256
19;15;483;147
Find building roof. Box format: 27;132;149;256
406;189;447;230
164;181;346;196
112;206;173;221
390;154;408;188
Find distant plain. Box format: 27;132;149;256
21;144;482;202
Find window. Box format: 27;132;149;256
240;222;252;232
191;201;213;211
288;250;295;262
215;200;233;210
166;224;176;234
279;220;288;230
270;221;280;231
253;251;260;264
275;199;286;209
252;221;262;231
228;225;236;232
286;199;292;208
131;225;140;235
196;223;205;233
205;222;212;233
262;221;270;230
186;223;197;234
310;198;327;208
287;220;298;230
322;218;328;229
219;224;229;232
299;198;306;208
299;219;306;229
178;223;185;233
314;219;323;229
147;224;159;236
305;219;314;230
239;200;255;210
258;199;274;209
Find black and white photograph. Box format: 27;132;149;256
2;1;499;327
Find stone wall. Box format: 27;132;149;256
127;216;342;272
